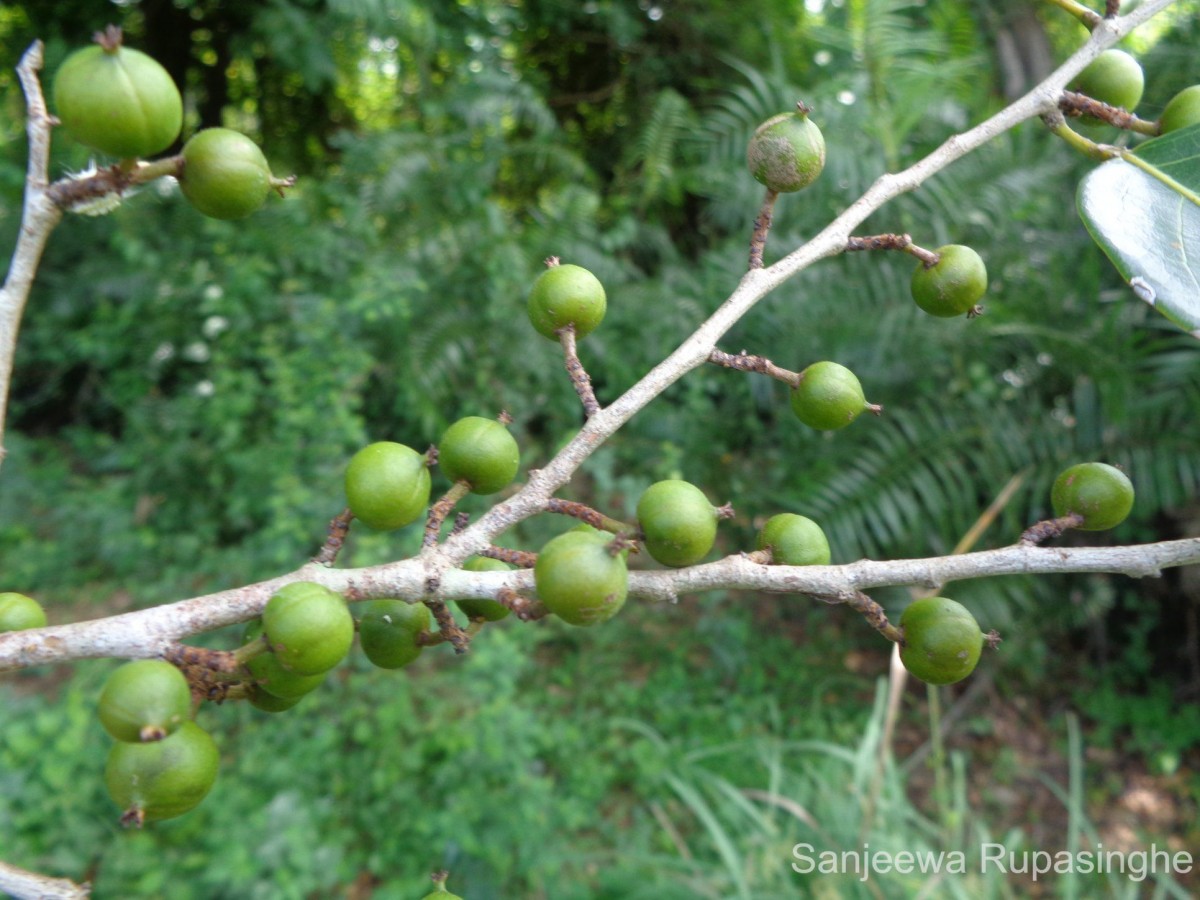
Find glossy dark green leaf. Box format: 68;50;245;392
1076;123;1200;337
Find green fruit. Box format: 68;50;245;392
242;620;327;700
527;263;607;339
1050;462;1134;531
245;684;302;713
1160;85;1200;134
756;514;831;566
910;245;987;318
0;592;47;631
534;531;628;626
104;721;219;824
53;34;182;158
899;596;984;686
747;107;826;193
454;557;513;621
345;441;432;531
262;582;354;675
438;416;520;495
636;479;718;567
98;660;193;743
1070;49;1144;124
358;599;431;669
179;128;274;220
789;361;870;431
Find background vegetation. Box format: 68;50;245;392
1;0;1198;896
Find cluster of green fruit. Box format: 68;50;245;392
1069;48;1200;134
52;27;281;219
898;461;1135;685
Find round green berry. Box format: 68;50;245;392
1051;462;1134;531
345;441;432;531
358;599;431;669
527;262;607;339
242;620;327;700
747;106;826;193
1160;85;1200;134
245;684;303;713
179;128;274;220
756;514;831;566
1070;49;1144;125
534;530;628;626
53;31;182;159
104;721;219;824
789;361;871;431
454;557;513;622
910;245;987;318
636;479;718;567
98;659;193;743
438;416;520;495
262;582;354;675
0;592;47;632
899;596;984;686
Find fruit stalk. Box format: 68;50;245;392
748;188;778;270
312;508;354;565
707;348;799;387
422;598;471;653
545;498;635;534
819;590;903;643
557;323;600;417
477;545;538;568
1058;90;1158;134
424;481;472;547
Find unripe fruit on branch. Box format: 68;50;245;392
1069;49;1144;125
534;531;628;626
104;720;219;824
636;479;719;567
437;416;520;495
899;596;984;686
789;361;872;431
345;441;432;531
0;592;47;631
756;514;831;566
242;620;327;700
910;245;987;318
747;105;826;193
454;557;513;621
358;599;432;669
1051;462;1134;531
262;582;354;675
527;262;607;339
98;659;193;743
246;684;303;713
179;128;274;220
53;29;182;159
1160;85;1200;134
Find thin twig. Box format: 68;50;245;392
557;324;600;417
707;348;799;387
312;508;354;565
748;188;778;269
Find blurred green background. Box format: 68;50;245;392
1;0;1199;896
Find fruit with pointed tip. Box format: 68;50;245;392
756;514;831;566
1160;85;1200;134
747;106;826;193
345;441;432;531
789;361;872;431
1070;49;1144;125
180;128;275;220
262;581;354;675
98;659;193;743
1050;462;1134;531
104;720;219;824
636;479;719;567
910;245;987;318
527;263;607;339
358;599;432;669
0;592;46;632
534;530;628;626
53;31;182;159
899;596;984;686
438;416;520;495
